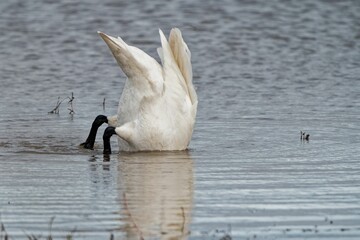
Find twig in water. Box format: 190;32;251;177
47;216;55;240
1;221;9;240
23;230;42;240
66;227;77;240
67;92;75;115
103;98;106;111
48;97;64;114
48;93;75;115
300;131;310;141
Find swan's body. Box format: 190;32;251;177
91;28;197;152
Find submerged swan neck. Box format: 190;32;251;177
103;126;116;154
81;115;108;149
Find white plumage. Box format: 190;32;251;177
98;28;197;152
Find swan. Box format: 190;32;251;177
81;28;198;153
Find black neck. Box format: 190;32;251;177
84;123;100;148
103;126;116;154
81;115;108;149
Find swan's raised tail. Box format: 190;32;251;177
169;28;197;106
98;31;163;94
158;29;198;108
98;31;146;79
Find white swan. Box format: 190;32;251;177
81;28;198;153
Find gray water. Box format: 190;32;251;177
1;0;360;239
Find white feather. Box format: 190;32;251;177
98;28;197;152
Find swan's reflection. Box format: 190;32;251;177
117;151;194;240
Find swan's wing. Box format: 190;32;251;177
98;32;163;94
169;28;197;105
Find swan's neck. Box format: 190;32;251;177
103;126;116;154
81;115;108;149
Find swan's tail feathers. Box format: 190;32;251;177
169;29;192;82
157;47;164;64
158;29;189;92
98;31;146;79
99;31;163;94
169;28;198;105
158;29;173;67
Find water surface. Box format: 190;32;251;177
0;0;360;239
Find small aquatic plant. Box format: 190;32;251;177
300;131;310;141
67;92;75;115
48;92;75;115
200;224;232;240
0;218;116;240
0;222;9;240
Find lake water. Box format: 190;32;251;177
0;0;360;239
